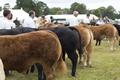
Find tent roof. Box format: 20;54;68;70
0;8;38;20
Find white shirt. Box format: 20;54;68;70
8;20;16;28
0;17;13;29
83;17;90;24
97;21;105;25
23;16;35;28
70;16;79;26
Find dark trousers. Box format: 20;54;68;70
5;71;9;76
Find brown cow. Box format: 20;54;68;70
71;25;93;68
0;30;67;80
38;21;93;68
37;20;64;29
38;23;58;28
88;24;119;51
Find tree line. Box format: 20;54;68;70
0;0;120;20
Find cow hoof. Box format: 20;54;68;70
114;49;116;51
111;48;113;51
83;66;85;69
111;49;113;51
90;65;92;68
83;66;86;69
69;76;79;78
74;76;80;78
71;73;75;77
79;61;82;64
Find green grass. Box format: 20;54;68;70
6;40;120;80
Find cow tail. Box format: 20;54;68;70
68;27;83;54
55;54;67;79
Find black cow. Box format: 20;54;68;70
95;24;102;46
113;24;120;46
0;26;82;80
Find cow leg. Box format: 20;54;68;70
99;40;101;45
26;65;35;74
95;39;98;46
5;71;10;76
82;48;87;68
113;38;116;51
42;64;55;80
110;41;114;51
62;50;66;61
26;69;29;74
68;52;78;76
79;54;82;64
30;65;35;73
78;48;82;64
108;38;114;51
86;43;93;67
83;53;87;68
79;47;86;64
119;41;120;47
35;63;44;80
43;73;46;80
87;53;92;67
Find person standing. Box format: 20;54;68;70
13;17;20;27
92;17;96;23
9;14;16;28
103;16;110;24
0;9;15;76
70;11;79;26
83;14;90;24
96;17;104;25
0;9;13;29
22;10;36;28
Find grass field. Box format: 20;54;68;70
6;40;120;80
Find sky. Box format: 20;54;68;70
0;0;120;12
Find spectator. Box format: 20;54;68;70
0;9;15;76
103;16;110;24
13;17;20;27
50;16;54;23
22;10;36;28
0;9;14;29
96;17;104;25
8;14;16;29
83;14;90;24
92;17;96;23
90;19;95;26
70;11;79;26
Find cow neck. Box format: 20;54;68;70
45;23;52;28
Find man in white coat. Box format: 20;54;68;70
23;10;36;28
8;14;16;28
0;9;15;29
70;11;79;26
0;9;15;76
83;14;90;24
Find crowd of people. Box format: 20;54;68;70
69;11;110;26
0;9;111;31
0;9;36;31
